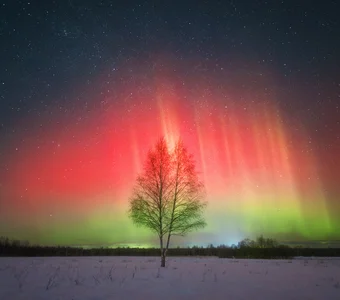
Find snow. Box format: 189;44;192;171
0;256;339;299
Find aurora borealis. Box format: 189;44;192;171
0;1;339;247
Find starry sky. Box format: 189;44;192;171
0;0;339;247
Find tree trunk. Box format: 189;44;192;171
161;253;166;267
161;248;167;267
160;236;166;267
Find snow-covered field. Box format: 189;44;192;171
0;256;339;299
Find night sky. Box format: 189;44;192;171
0;0;339;247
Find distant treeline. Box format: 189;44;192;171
1;236;339;259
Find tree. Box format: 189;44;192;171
238;238;255;248
129;137;207;267
256;235;266;248
255;235;278;248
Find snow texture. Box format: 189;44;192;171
0;256;339;299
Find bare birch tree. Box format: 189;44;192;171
129;137;207;267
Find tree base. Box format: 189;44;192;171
161;255;166;267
